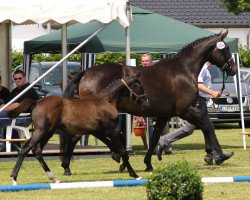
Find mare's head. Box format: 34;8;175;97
206;30;237;76
106;72;149;109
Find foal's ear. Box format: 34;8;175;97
219;30;228;40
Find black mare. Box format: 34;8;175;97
8;72;148;184
62;31;237;173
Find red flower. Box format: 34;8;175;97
133;116;146;127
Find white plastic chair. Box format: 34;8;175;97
5;113;32;152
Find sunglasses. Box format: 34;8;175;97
13;77;23;81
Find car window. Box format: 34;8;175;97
29;65;40;83
208;66;234;83
42;63;81;86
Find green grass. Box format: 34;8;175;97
1;123;250;199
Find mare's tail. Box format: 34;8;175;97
63;70;86;98
7;98;36;118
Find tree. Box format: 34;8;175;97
221;0;250;15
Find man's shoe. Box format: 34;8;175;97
215;152;234;165
164;146;173;155
155;144;164;161
204;154;213;165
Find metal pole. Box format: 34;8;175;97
0;23;110;112
125;2;132;151
61;24;67;93
235;53;246;149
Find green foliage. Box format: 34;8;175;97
146;160;203;200
221;0;250;15
12;50;24;69
95;52;161;67
11;51;81;70
239;46;250;67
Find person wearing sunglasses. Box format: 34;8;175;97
10;69;39;104
0;70;39;151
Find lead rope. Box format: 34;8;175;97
221;70;227;93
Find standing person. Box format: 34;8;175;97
156;62;234;165
0;69;39;151
0;75;11;151
137;53;154;149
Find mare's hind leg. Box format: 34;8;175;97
10;131;44;185
32;132;59;183
61;134;81;176
60;133;120;177
144;118;168;172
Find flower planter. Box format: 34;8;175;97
133;126;146;136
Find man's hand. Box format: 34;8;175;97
211;91;222;99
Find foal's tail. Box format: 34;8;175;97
63;70;86;98
7;98;36;118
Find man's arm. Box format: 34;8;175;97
198;83;221;99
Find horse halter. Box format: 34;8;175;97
216;41;233;72
121;78;148;106
214;41;234;93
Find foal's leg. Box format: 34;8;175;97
93;133;121;163
10;130;44;185
144;118;168;172
108;129;140;179
32;132;60;183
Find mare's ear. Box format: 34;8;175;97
220;30;228;40
135;72;142;79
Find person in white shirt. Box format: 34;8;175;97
156;62;234;165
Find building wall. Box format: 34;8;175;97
12;24;51;51
205;28;250;49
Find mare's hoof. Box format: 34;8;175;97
119;164;126;173
111;153;121;163
63;169;72;176
136;176;142;180
144;166;153;172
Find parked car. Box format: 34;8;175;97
15;61;81;98
207;66;250;127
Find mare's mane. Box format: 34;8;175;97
100;78;125;101
155;33;219;65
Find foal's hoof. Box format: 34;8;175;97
111;153;121;163
144;166;153;172
119;164;126;173
12;179;17;186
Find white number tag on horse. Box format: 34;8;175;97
217;42;225;49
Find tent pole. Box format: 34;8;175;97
0;23;110;112
125;2;132;151
236;53;247;149
62;24;67;93
0;23;12;90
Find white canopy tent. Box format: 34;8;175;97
0;0;135;150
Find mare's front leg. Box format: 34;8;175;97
144;118;168;172
10;132;42;185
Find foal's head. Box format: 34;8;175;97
104;73;148;109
